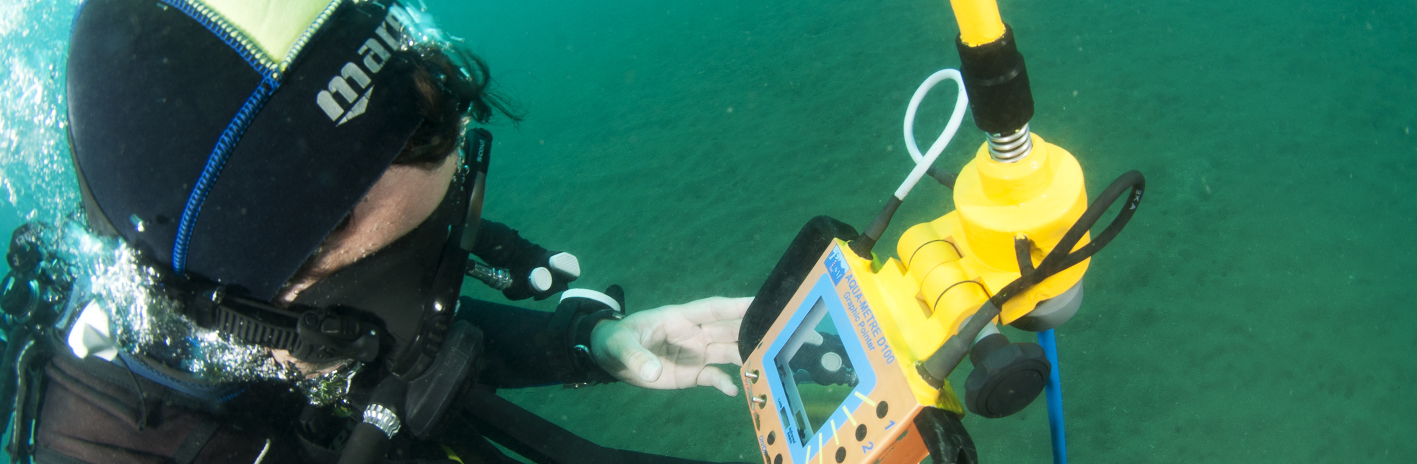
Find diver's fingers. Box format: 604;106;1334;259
706;342;743;366
603;325;664;384
701;319;741;343
676;297;753;325
625;345;663;384
697;366;739;397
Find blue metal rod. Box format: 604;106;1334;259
1037;329;1068;464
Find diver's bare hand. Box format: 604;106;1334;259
590;297;750;396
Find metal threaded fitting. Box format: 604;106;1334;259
466;262;513;290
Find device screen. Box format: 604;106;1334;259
772;297;860;440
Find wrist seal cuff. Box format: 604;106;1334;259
545;290;624;387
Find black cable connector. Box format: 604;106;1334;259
957;25;1034;136
848;196;903;259
925;166;958;190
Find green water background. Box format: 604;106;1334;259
3;0;1416;462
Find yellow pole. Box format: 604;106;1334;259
948;0;1006;46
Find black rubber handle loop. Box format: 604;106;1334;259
918;170;1145;387
1036;170;1145;276
995;170;1145;305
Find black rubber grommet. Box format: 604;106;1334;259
774;454;782;464
876;401;889;418
767;431;775;445
836;447;847;463
855;424;867;441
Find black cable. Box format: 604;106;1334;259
338;376;408;464
994;170;1145;304
112;352;150;430
918;170;1145;387
1032;170;1146;279
1014;236;1035;275
925;167;958;190
847;155;958;260
848;196;902;259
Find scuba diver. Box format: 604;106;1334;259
0;0;754;462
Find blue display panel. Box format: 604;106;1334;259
761;269;878;463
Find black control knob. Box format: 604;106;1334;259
964;333;1050;418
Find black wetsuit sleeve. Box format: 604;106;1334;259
456;297;561;388
471;219;548;271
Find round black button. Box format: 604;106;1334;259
876;401;889;418
835;447;847;463
855;424;867;441
964;337;1050;418
767;431;776;445
774;454;782;464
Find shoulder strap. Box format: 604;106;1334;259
171;420;221;464
32;445;91;464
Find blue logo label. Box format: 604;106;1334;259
825;247;847;285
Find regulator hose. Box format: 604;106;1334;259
338;376;409;464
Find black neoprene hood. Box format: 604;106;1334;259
67;0;428;300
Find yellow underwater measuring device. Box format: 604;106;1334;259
736;1;1146;464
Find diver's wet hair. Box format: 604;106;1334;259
394;45;522;167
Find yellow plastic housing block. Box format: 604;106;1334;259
897;134;1090;326
741;135;1095;463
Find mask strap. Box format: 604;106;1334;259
460;128;493;251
